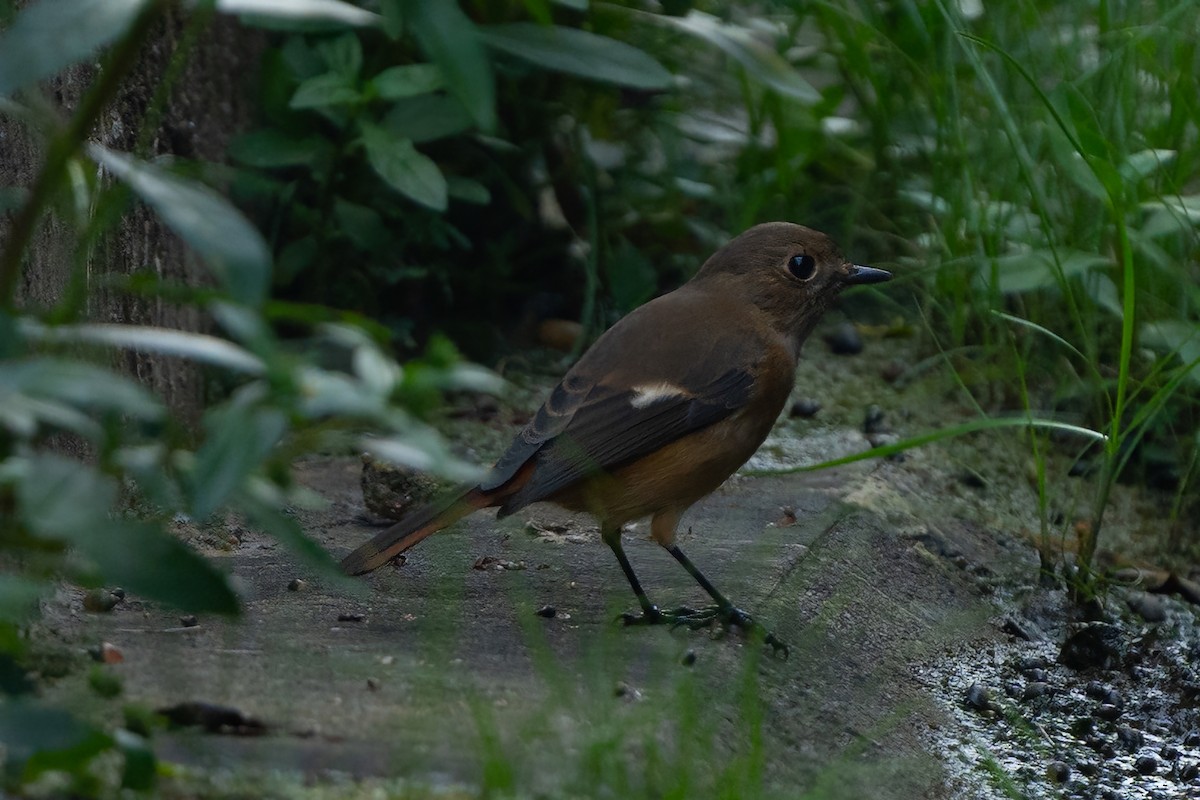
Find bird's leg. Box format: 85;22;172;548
665;543;790;658
603;524;695;626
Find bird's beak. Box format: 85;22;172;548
843;264;893;285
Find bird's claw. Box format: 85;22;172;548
618;603;789;658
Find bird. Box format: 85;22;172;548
340;222;892;655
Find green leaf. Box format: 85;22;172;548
89;146;271;306
115;729;156;791
317;31;363;77
646;10;818;102
365;429;485;483
290;71;361;109
20;320;266;375
382;94;473;143
0;699;111;775
480;23;672;90
1141;320;1200;385
190;404;288;520
361;123;447;210
334;199;391;250
228;130;332;168
214;0;381;29
978;249;1109;294
1120;149;1176;183
0;576;48;623
16;455;118;541
71;520;240;614
0;358;163;421
370;63;445;100
404;0;495;132
0;0;151;98
446;177;491;205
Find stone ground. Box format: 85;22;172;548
29;320;1200;798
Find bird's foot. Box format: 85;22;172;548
672;605;790;659
617;605;701;627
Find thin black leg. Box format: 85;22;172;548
666;544;734;610
605;534;662;622
665;544;789;658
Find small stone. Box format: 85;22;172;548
179;615;198;628
1018;655;1049;672
535;605;556;619
1085;680;1109;699
1180;761;1199;781
958;470;986;489
380;655;395;666
337;613;365;623
863;404;887;434
1071;717;1095;736
1134;755;1158;775
1046;761;1071;783
1021;667;1049;682
790;398;822;418
825;322;864;355
287;578;306;592
111;588;126;600
1001;617;1036;641
83;589;122;613
1127;592;1167;623
1059;622;1124;671
964;682;993;711
88;642;124;664
1094;703;1122;721
1160;744;1180;761
1117;725;1144;751
1185;730;1200;747
614;681;641;700
1076;760;1098;777
1022;681;1051;701
681;650;696;667
880;359;907;383
366;677;380;692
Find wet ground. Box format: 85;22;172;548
27;318;1200;798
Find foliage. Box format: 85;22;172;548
0;0;502;792
801;0;1200;586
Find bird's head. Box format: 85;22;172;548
693;222;891;346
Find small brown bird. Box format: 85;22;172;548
341;222;891;654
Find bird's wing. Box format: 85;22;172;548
481;365;754;511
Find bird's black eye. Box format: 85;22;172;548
788;254;817;280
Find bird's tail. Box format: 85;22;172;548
340;487;491;575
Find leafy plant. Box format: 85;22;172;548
0;0;499;792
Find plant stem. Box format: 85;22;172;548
0;0;165;310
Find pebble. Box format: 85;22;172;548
1094;703;1122;721
1160;743;1180;761
180;615;198;627
863;404;887;434
1134;755;1158;775
1116;725;1144;751
825;322;864;355
1018;655;1049;671
1046;760;1071;783
790;398;822;418
535;605;557;619
1180;761;1199;781
1022;681;1052;701
965;682;993;711
681;650;696;667
1059;623;1124;671
880;359;907;383
337;613;365;623
83;589;122;613
287;578;306;591
366;677;380;692
1185;730;1200;747
1021;667;1049;682
1126;592;1167;623
88;642;124;664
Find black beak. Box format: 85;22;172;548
843;264;893;285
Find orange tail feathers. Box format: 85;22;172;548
340;487;491;575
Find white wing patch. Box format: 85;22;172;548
629;382;689;409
